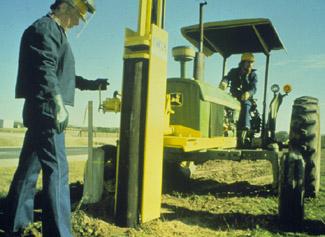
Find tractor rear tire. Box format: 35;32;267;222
289;96;321;198
278;151;305;230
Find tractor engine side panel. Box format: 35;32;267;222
167;78;237;138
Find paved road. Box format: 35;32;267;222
0;147;88;167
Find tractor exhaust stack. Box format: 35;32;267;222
193;1;207;81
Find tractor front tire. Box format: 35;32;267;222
278;151;305;230
289;96;321;198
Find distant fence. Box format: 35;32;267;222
1;128;324;148
0;128;27;133
65;128;119;138
0;128;119;138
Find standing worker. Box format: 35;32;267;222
219;53;258;131
4;0;109;236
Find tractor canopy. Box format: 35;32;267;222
181;18;286;58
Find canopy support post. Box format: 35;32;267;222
261;54;270;147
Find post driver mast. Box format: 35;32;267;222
114;0;168;228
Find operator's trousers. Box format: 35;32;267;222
238;100;252;129
5;127;72;236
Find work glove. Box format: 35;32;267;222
88;78;110;90
241;91;250;101
53;94;69;134
219;81;227;90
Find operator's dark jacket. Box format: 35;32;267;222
15;15;96;127
221;67;258;100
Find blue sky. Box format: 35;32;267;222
0;0;324;133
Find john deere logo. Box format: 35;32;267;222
170;93;183;106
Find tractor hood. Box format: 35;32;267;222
181;18;286;58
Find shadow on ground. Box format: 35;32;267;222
161;203;325;236
163;175;276;198
0;180;324;236
161;177;325;236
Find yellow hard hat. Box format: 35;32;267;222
241;53;255;62
66;0;96;22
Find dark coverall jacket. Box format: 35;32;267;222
15;15;96;127
221;67;258;128
221;67;258;101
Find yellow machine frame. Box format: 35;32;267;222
114;0;168;226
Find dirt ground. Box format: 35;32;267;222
15;159;276;236
8;157;322;237
0;129;324;236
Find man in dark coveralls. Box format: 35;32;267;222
219;53;258;131
4;0;108;236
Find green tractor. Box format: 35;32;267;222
98;2;320;229
162;18;321;228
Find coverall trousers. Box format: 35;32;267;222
5;127;72;236
238;100;252;129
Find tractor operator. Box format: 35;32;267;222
219;53;258;131
4;0;109;236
